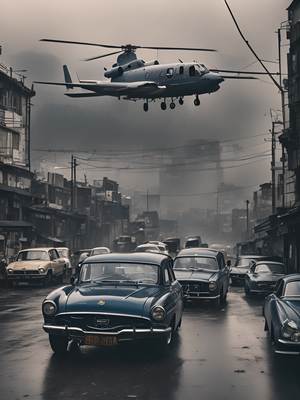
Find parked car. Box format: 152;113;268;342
174;248;230;306
244;261;286;296
42;252;183;354
90;247;111;256
56;247;72;272
6;247;66;286
135;243;161;253
184;236;202;248
263;274;300;355
147;241;169;255
163;238;181;258
230;255;282;285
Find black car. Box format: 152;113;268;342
230;255;282;285
244;261;286;296
174;248;230;306
42;252;183;353
185;236;202;248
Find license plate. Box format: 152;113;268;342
84;335;118;347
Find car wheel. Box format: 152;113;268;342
214;294;222;308
49;334;68;355
244;282;251;296
43;271;52;287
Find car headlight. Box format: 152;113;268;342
151;306;166;321
281;319;300;341
38;267;45;274
7;268;13;274
42;300;57;316
209;282;217;291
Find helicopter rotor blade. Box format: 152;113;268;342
141;46;217;52
211;68;280;76
40;39;217;52
84;50;124;61
40;39;122;49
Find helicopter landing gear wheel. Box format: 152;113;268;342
170;102;176;110
143;102;149;112
179;97;184;105
161;101;167;111
194;95;200;106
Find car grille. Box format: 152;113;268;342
12;270;40;275
55;313;151;332
179;280;209;294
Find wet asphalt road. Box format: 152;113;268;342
1;284;300;400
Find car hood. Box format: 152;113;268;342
64;285;160;317
174;269;217;282
231;267;248;275
8;260;48;270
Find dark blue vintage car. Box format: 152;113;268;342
244;261;286;296
174;248;230;306
263;274;300;355
42;252;183;354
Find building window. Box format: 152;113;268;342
12;132;19;150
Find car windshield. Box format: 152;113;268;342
284;281;300;297
80;262;159;285
57;249;68;258
255;263;285;274
17;250;49;261
174;257;218;271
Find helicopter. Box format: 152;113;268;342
35;39;275;112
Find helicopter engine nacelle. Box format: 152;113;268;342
104;66;124;79
143;60;159;67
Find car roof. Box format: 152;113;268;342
20;247;54;252
238;255;270;258
176;248;219;257
281;274;300;283
83;252;169;264
91;247;110;250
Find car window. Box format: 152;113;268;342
57;249;68;258
174;256;218;271
80;262;159;285
255;263;285;274
17;250;50;261
164;267;171;285
284;281;300;297
49;250;58;260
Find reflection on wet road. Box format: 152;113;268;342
0;285;300;400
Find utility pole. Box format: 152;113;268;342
146;190;149;211
73;157;78;210
71;154;74;211
246;200;250;240
271;122;276;215
278;27;286;209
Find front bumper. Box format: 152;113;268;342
7;273;47;281
184;293;220;300
43;324;171;343
275;338;300;355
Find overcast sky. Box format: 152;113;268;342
0;0;290;210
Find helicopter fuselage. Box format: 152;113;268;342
110;62;224;99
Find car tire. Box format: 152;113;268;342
43;271;52;287
49;334;68;355
244;282;251;296
214;294;222;308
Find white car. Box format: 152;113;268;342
90;247;111;256
147;241;169;255
56;247;72;271
135;244;161;253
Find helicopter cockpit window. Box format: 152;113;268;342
179;66;184;75
166;68;174;78
189;65;196;76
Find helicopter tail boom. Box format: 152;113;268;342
63;65;74;89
